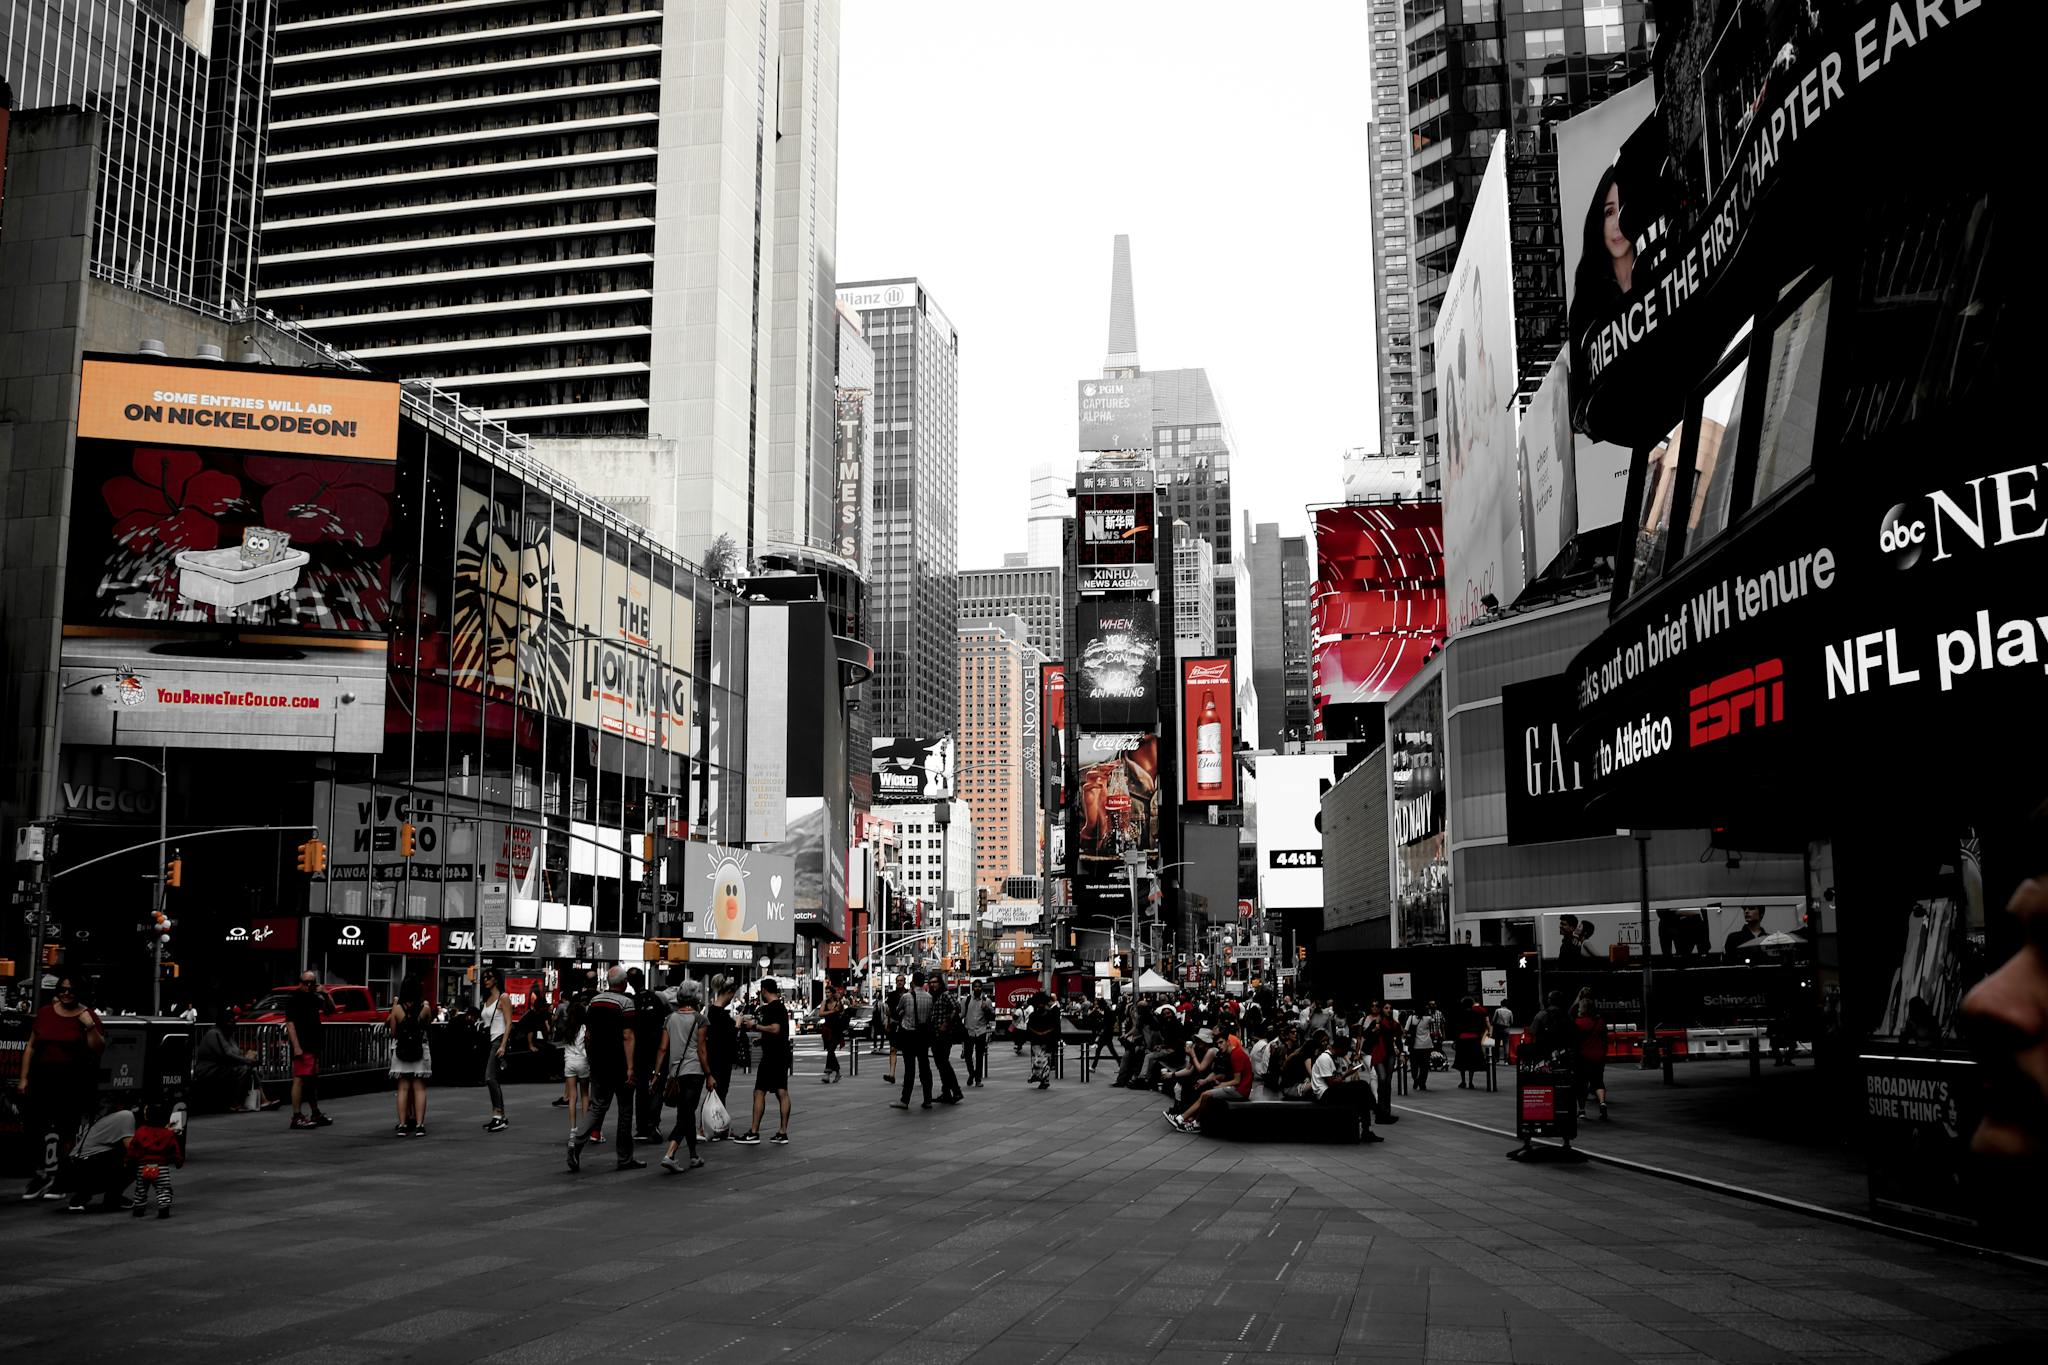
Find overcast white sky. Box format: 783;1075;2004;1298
837;1;1378;569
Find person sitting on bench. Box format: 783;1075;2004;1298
1308;1032;1383;1143
1166;1029;1254;1133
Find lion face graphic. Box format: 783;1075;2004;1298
450;497;571;717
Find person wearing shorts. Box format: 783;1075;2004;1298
736;978;791;1145
285;973;330;1130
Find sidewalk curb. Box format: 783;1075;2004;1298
1390;1102;2048;1275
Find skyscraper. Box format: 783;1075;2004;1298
257;0;843;564
957;618;1040;892
1247;520;1313;749
1366;0;1418;468
1025;460;1071;568
1171;529;1216;661
958;563;1062;661
1081;236;1238;657
838;277;959;740
3;0;275;308
1381;1;1653;491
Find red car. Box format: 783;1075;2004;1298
240;984;386;1024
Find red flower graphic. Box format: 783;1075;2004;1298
103;448;242;553
244;457;393;547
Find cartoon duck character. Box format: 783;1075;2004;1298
708;851;759;942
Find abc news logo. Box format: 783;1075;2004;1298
1879;463;2048;571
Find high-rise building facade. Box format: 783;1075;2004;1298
957;619;1038;892
1366;0;1417;466
957;563;1061;661
257;0;842;564
1387;1;1653;491
838;277;959;740
886;801;974;932
1247;520;1313;749
1171;529;1215;661
1025;460;1070;568
3;0;275;308
1080;237;1238;658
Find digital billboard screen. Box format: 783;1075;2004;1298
1076;490;1156;592
872;735;955;805
1179;657;1235;804
65;357;402;638
1310;503;1444;737
1077;376;1154;452
1074;599;1159;729
1071;731;1160;889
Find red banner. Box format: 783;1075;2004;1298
385;922;441;955
1179;657;1234;804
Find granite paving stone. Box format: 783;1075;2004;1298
3;1043;2043;1365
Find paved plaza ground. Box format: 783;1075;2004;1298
3;1043;2044;1365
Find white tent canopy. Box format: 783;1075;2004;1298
1135;969;1176;994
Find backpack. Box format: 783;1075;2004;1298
395;1004;426;1063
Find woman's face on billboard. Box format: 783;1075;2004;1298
1603;183;1631;263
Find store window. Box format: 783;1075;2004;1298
1682;357;1748;561
1753;280;1831;506
1626;417;1686;601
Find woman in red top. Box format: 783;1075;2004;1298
19;977;107;1200
1571;987;1611;1121
1451;995;1489;1088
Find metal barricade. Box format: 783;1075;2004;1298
237;1022;390;1082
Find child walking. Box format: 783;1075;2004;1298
130;1101;184;1218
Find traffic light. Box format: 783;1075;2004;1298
642;832;657;866
165;852;182;888
398;822;417;858
296;837;327;874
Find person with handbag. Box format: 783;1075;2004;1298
653;981;711;1172
477;968;511;1133
19;975;110;1200
385;975;433;1137
703;976;739;1141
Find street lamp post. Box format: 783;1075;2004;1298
112;750;169;1015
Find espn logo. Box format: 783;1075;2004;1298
1687;659;1784;748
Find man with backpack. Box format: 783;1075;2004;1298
928;978;964;1104
888;971;937;1110
626;967;670;1142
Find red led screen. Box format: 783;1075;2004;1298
1311;503;1446;735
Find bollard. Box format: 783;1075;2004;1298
1661;1047;1675;1086
1748;1035;1761;1081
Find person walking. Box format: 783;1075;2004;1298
285;971;332;1131
1025;991;1061;1089
704;976;739;1141
19;975;108;1199
961;981;995;1087
653;981;710;1172
1363;1002;1401;1126
386;975;433;1137
889;970;937;1110
478;968;511;1133
818;984;845;1084
1571;987;1611;1120
929;977;964;1103
626;967;670;1142
736;978;792;1145
557;990;591;1131
881;973;909;1082
1490;1001;1515;1060
567;966;642;1173
1407;1001;1442;1091
1451;995;1487;1089
127;1100;184;1218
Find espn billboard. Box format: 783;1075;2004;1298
1179;657;1235;804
